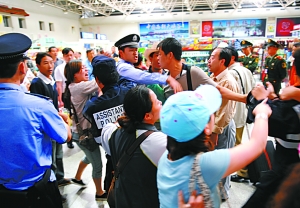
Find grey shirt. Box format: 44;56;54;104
69;80;99;133
164;65;216;99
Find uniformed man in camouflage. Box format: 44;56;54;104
264;39;287;94
238;40;259;73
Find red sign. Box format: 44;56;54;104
276;18;300;37
202;21;213;37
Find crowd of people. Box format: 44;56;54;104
0;32;300;208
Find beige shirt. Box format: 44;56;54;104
164;65;216;99
228;63;255;128
211;69;238;134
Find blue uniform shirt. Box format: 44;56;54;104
84;58;94;80
0;83;68;190
117;59;168;85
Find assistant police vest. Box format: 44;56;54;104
84;84;130;137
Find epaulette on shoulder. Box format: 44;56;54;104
26;92;52;101
276;55;282;60
239;56;245;58
251;54;258;57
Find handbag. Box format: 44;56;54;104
71;102;98;151
189;153;214;208
107;130;154;208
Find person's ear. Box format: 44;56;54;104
119;50;124;57
220;58;225;65
143;112;153;122
168;52;173;60
18;61;27;75
149;56;153;63
203;124;211;135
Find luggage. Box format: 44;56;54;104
247;140;275;184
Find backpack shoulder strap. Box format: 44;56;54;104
232;68;245;94
184;64;193;91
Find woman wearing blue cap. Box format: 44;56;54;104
157;85;272;208
64;60;107;200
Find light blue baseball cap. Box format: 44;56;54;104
160;85;222;142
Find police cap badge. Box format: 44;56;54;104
115;34;140;49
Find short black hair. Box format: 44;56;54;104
157;38;182;61
48;46;56;52
86;49;93;55
149;51;157;58
0;60;22;78
62;47;74;55
226;46;238;62
36;52;52;65
118;85;152;133
219;47;232;67
294;42;300;48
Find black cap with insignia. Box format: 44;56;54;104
114;34;140;49
266;39;281;48
0;33;32;62
240;40;253;49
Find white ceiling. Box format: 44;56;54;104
79;6;300;25
32;0;300;19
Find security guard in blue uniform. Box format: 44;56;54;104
83;55;131;193
238;40;259;73
0;33;71;208
115;34;182;93
264;39;287;94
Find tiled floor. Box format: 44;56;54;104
60;123;262;208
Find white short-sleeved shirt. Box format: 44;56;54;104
100;123;167;166
54;62;66;92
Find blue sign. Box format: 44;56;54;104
96;34;107;40
80;32;94;39
140;22;190;41
84;43;91;49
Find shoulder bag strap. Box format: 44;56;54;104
232;69;245;94
184;64;193;91
70;97;84;135
114;130;154;179
189;153;214;208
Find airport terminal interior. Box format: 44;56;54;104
1;0;300;207
61;124;266;208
